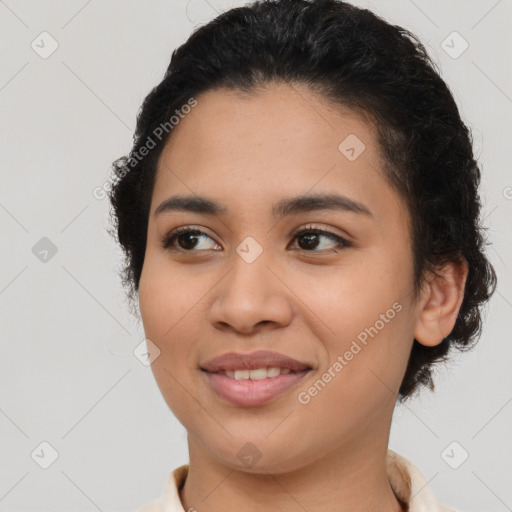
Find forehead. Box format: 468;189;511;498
152;83;408;229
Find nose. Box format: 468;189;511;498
208;253;294;335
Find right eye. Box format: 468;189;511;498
161;226;220;252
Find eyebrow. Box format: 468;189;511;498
154;193;373;219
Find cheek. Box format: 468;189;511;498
294;308;410;440
138;259;214;382
300;252;412;387
139;263;203;421
138;256;201;338
304;257;403;331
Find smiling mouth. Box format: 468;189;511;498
205;367;309;380
201;367;312;407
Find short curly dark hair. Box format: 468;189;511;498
108;0;496;402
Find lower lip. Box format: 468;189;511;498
202;370;311;407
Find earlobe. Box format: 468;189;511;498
413;258;469;347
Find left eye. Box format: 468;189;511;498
161;225;351;253
291;227;351;252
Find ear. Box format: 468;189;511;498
414;258;469;347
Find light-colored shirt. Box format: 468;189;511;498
137;449;458;512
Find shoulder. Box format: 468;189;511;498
135;465;189;512
136;499;163;512
387;449;460;512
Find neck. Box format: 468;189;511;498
179;434;405;512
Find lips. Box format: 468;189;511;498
200;349;313;373
203;370;311;407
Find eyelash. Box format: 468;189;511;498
160;224;352;254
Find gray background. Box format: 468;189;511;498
1;0;511;511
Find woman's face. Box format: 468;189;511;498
138;83;422;473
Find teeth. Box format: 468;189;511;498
222;367;293;380
266;367;282;378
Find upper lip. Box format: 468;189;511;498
200;350;312;373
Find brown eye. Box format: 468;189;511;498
161;227;219;252
291;226;351;252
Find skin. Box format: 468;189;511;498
138;82;468;512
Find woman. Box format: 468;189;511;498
108;1;497;510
